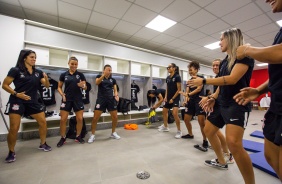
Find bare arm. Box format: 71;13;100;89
153;94;164;109
237;44;282;64
188;63;249;87
113;84;119;101
40;72;50;88
96;74;105;85
2;76;30;100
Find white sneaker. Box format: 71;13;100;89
211;153;234;164
88;134;95;143
158;126;170;132
175;131;182;139
158;124;164;129
110;132;121;140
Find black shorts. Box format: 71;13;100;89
95;97;117;112
208;104;249;129
185;99;205;116
5;101;45;116
163;98;180;109
60;101;84;112
263;110;282;146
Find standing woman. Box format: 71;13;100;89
57;56;87;147
158;63;182;139
179;61;208;147
188;28;255;184
88;64;120;143
2;49;52;163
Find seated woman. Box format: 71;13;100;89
147;88;165;110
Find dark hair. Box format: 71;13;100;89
104;64;111;70
171;63;179;75
188;61;200;70
147;90;157;107
16;49;36;72
68;56;78;62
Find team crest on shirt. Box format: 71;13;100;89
110;79;113;82
96;104;100;109
185;107;188;112
61;103;66;108
172;78;175;82
12;104;19;111
20;72;25;78
76;75;80;79
65;76;68;80
35;72;39;77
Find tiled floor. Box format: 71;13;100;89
0;110;280;184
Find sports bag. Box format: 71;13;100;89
117;97;131;115
66;116;87;139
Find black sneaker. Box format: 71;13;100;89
57;137;66;147
181;134;194;139
205;160;228;170
38;142;52;152
5;151;16;163
75;135;85;144
203;140;209;148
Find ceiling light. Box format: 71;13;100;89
204;41;220;50
145;15;177;32
276;20;282;27
256;63;268;66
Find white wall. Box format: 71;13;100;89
0;15;25;134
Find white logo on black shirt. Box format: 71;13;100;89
35;72;39;77
20;72;25;78
110;79;113;82
172;78;175;82
76;75;80;79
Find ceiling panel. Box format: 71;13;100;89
0;2;25;19
205;0;252;17
85;25;111;39
150;34;175;44
246;23;279;37
59;18;87;33
133;27;160;40
193;36;218;46
164;23;193;38
181;9;217;29
181;30;207;42
165;39;188;48
134;0;174;13
198;19;230;35
0;0;21;6
94;0;131;18
20;0;58;16
122;4;157;26
235;14;272;32
113;20;142;35
60;0;95;10
58;1;91;23
161;0;200;22
88;12;119;30
25;9;58;27
106;31;131;43
180;43;201;51
221;3;263;25
190;0;215;7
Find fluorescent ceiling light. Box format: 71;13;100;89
276;19;282;27
204;41;220;50
256;63;268;66
145;15;177;32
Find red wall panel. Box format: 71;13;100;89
250;69;270;103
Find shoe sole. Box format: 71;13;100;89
175;136;182;139
38;148;52;152
57;141;66;147
204;162;228;170
158;129;169;132
75;140;85;144
110;136;120;140
5;158;16;163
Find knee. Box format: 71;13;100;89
226;137;241;154
203;126;211;137
76;117;83;124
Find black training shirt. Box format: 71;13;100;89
218;56;254;110
166;73;181;100
96;75;117;98
154;88;166;99
7;67;44;103
59;70;86;101
82;81;92;104
268;27;282;114
188;75;204;100
38;78;58;106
